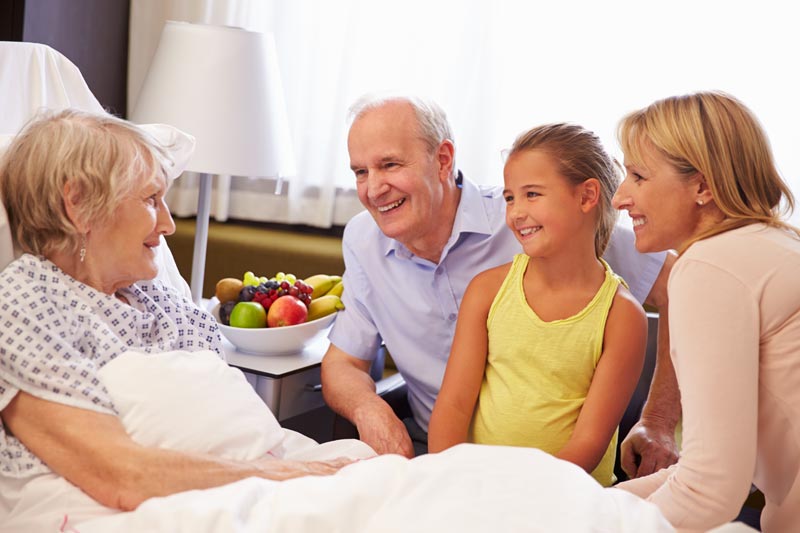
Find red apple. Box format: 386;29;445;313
267;295;308;327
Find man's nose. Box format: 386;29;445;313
367;171;390;199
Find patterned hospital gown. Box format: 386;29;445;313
0;254;223;477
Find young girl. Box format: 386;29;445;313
428;123;647;487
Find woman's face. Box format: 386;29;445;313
87;171;175;291
612;142;704;253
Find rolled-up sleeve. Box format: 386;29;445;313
327;234;382;362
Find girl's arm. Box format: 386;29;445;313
428;266;507;453
556;286;647;473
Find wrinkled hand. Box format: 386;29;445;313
257;456;355;481
620;420;680;479
354;401;414;458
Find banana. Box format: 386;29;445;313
303;274;337;299
307;294;345;322
325;280;344;298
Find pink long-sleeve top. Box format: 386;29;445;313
617;224;800;532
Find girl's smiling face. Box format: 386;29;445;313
503;149;586;259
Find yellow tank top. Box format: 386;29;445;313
469;254;624;486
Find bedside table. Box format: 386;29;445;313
222;334;329;421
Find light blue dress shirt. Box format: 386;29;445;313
329;176;665;431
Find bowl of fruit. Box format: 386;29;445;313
212;271;345;356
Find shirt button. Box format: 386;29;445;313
448;313;457;321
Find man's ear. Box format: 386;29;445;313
63;181;89;233
579;179;601;212
436;139;455;182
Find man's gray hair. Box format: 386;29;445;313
348;93;457;178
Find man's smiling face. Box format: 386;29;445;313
348;101;447;248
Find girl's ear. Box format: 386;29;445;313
63;181;89;233
579;179;601;213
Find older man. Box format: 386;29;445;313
321;95;680;469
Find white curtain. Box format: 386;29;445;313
129;0;800;228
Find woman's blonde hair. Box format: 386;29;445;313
618;91;798;251
507;123;620;256
0;109;171;257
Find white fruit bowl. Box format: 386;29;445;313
210;302;336;356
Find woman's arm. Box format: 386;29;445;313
1;391;351;512
428;267;506;452
556;288;647;473
629;259;758;529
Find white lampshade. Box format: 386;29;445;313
132;20;295;178
131;21;296;303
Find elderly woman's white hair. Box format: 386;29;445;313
0;109;172;257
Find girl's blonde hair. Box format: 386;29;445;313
0;109;171;257
508;123;620;256
618;91;798;251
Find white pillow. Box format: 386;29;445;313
97;350;285;460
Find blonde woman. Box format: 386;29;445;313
612;91;800;532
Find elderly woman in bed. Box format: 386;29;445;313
0;110;352;517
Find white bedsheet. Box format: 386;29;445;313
77;444;676;533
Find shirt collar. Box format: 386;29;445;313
383;171;496;260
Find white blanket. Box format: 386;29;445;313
76;444;675;533
0;350;373;532
2;350;757;532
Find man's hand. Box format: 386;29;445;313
623;251;680;479
354;399;414;458
322;344;414;457
620;420;679;479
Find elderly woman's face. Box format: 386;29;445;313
87;171;175;290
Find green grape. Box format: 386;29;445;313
274;272;286;281
243;271;260;287
259;276;269;284
285;273;297;284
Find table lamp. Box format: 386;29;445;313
132;21;295;303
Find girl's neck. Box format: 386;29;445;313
525;242;603;291
523;248;607;323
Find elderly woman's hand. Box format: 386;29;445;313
2;391;359;511
256;456;356;480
